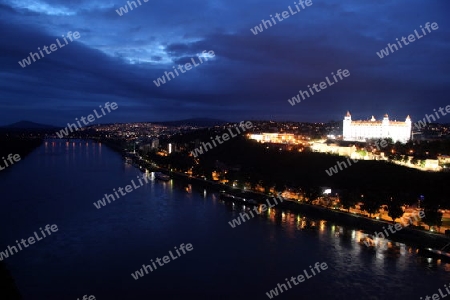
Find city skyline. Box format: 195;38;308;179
5;110;450;128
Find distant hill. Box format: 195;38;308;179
2;120;58;129
153;118;228;127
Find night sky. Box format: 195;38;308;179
1;0;449;126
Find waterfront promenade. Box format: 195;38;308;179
118;148;450;250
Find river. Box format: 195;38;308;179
0;139;448;299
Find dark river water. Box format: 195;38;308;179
0;139;449;300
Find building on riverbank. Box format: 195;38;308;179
343;111;411;143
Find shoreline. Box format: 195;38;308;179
95;138;450;250
0;135;42;299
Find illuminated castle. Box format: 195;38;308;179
343;112;411;143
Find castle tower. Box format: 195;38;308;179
381;113;389;138
343;111;352;140
405;115;412;142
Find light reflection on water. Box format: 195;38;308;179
4;139;450;299
220;198;450;274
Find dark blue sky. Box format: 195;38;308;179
1;0;449;126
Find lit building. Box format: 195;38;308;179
310;142;356;157
151;138;159;149
343;111;411;143
438;155;450;165
249;133;298;144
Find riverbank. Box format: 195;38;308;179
0;136;44;299
0;262;22;299
169;170;450;249
0;135;43;160
97;138;450;250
